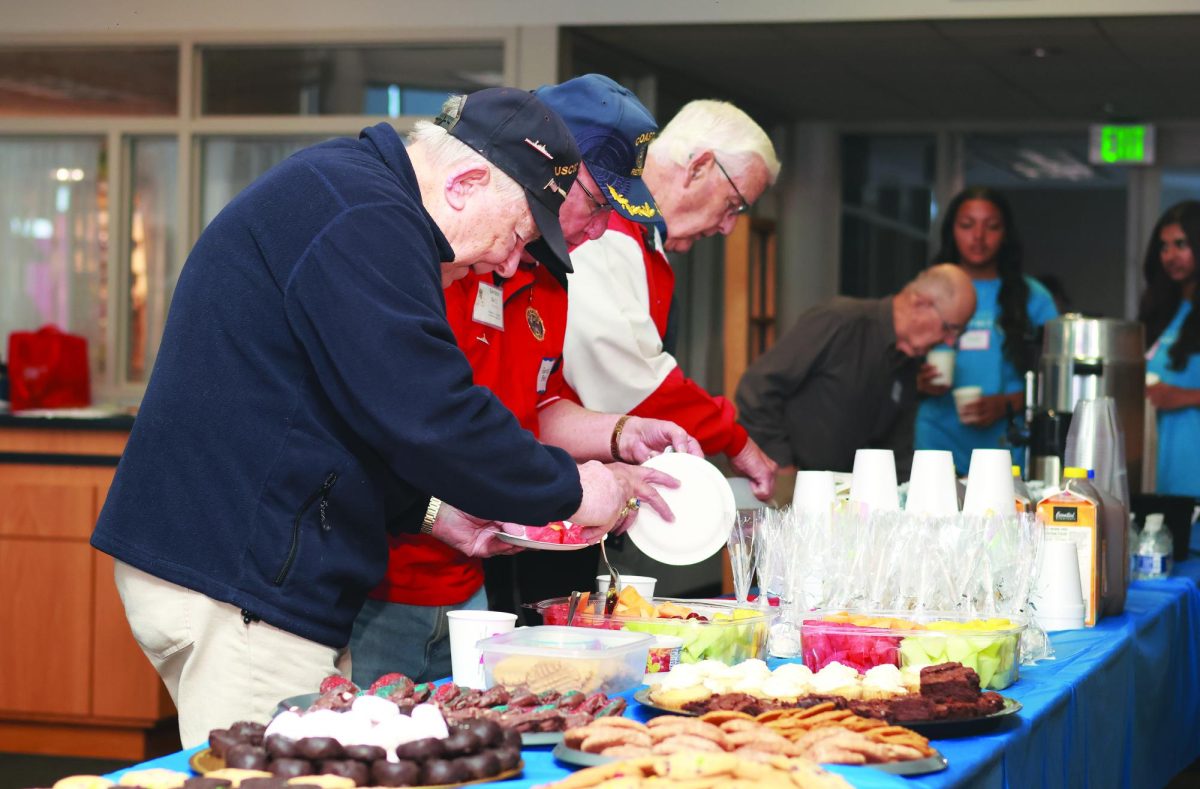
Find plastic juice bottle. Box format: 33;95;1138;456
1133;513;1174;580
1094;483;1128;616
1036;467;1103;627
1013;466;1033;514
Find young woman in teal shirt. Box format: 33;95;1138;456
1139;201;1200;498
915;187;1058;474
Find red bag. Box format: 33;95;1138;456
7;325;92;411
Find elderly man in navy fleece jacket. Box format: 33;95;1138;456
90;89;653;745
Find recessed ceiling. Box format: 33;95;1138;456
566;15;1200;123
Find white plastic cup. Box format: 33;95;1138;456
793;470;836;514
850;449;900;512
595;574;657;599
1032;540;1086;630
962;448;1017;516
953;386;984;424
926;349;956;387
905;450;959;516
447;610;516;689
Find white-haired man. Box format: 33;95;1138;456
91;88;637;744
564;100;783;500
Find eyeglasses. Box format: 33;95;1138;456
927;299;966;338
576;179;612;219
714;157;751;216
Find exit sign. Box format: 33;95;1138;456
1088;124;1156;165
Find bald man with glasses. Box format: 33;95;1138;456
735;264;976;479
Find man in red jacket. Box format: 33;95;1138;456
351;76;698;687
564;100;782;501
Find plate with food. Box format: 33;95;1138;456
552;742;947;777
633;687;698;716
556;712;949;776
495;522;593;551
627;453;736;565
896;696;1022;738
189;748;525;787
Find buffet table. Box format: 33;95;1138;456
105;560;1200;789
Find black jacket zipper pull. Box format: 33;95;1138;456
319;472;337;531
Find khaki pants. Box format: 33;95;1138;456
114;560;351;748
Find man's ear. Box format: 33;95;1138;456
685;150;715;186
444;164;491;211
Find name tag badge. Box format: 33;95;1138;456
472;282;504;330
891;380;902;403
536;357;557;395
958;329;990;352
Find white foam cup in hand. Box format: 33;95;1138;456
1032;540;1086;631
793;470;836;514
850;449;900;512
953;386;984;423
926;349;956;387
962;449;1017;516
905;450;959;516
447;610;516;689
596;574;657;599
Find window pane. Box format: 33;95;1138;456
200;43;503;116
128;138;178;383
201;137;326;229
0;138;108;382
0;47;177;116
840;135;936;298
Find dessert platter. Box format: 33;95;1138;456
549;751;854;789
277;672;629;747
190;700;524;787
551;707;948;776
643;659;1019;738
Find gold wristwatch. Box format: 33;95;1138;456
420;497;442;535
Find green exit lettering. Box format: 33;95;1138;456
1100;126;1146;163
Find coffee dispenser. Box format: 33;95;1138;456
1030;315;1145;490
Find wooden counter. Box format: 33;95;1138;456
0;416;179;759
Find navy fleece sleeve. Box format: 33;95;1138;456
283;200;582;525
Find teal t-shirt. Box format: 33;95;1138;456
915;275;1059;474
1147;300;1200;497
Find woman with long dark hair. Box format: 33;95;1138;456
1139;200;1200;497
915;187;1058;474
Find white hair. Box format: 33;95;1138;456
650;99;781;183
407;100;524;204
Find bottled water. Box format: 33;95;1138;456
1133;513;1173;581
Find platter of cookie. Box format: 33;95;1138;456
551;706;948;776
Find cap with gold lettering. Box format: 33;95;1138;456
534;74;660;224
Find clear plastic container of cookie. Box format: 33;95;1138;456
798;610;1028;690
529;596;774;665
476;625;654;696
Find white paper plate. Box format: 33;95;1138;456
495;531;592;551
627;453;735;565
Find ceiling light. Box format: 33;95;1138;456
1020;46;1062;59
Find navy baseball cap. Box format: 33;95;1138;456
435;87;581;277
534;74;660;224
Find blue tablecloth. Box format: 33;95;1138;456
106;561;1200;789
